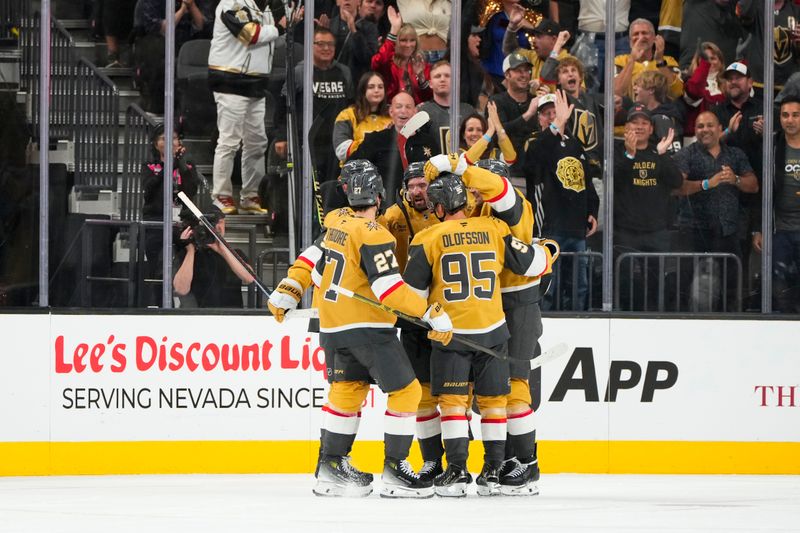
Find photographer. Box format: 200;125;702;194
173;206;255;308
142;124;199;301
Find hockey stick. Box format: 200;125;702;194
397;110;430;170
177;191;272;298
330;284;507;360
530;342;573;371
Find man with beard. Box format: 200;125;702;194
503;16;570;92
712;62;764;175
377;162;443;481
348;91;437;207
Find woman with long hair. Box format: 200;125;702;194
459;102;517;164
370;6;432;104
332;71;392;163
683;42;726;140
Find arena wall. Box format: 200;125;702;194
1;312;797;476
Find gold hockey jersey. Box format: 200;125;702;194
460;166;542;306
314;208;428;348
378;198;439;273
405;215;549;346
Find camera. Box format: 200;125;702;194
190;222;216;249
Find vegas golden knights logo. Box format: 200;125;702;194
774;26;793;65
556;157;585;192
572;108;598;151
639;169;648;179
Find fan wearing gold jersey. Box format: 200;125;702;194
404;174;556;497
310;166;454;499
424;153;559;495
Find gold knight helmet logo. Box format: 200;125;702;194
775;26;793;65
556;157;586;192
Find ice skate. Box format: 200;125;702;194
476;463;501;496
418;458;443;483
313;455;373;498
499;459;540;496
433;463;470;498
380;459;434;498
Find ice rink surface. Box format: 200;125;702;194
1;474;798;533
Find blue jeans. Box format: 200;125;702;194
543;236;588;311
773;230;800;313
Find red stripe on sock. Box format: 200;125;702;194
416;412;441;423
322;405;357;418
441;415;468;422
508;409;533;420
481;418;508;424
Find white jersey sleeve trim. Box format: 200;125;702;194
524;244;549;278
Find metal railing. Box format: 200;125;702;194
256;247;291;308
80;219;140;307
120;104;158;221
545;251;604;312
20;14;76;139
615;252;743;313
74;57;119;191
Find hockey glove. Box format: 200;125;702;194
534;238;561;276
423;153;468;182
267;278;303;323
422;301;453;346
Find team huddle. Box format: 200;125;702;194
268;152;559;498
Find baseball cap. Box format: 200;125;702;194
537;93;556;110
626;103;653;122
532;19;559;37
722;61;750;79
502;52;531;73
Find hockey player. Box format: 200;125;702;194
271;166;454;498
404;174;557;497
425;154;557;495
377;161;444;481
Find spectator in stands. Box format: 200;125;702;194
133;0;211;111
397;0;450;63
359;0;390;40
460;24;496;112
523;91;599;310
678;0;742;74
613;18;683;101
477;0;554;88
332;71;391;163
631;70;684;154
98;0;137;68
141;125;199;295
325;0;380;88
613;104;683;311
503;15;570;91
348;91;437;206
418;61;475;154
208;0;296;215
173;206;255;308
273;27;354;184
371;7;432;105
674;111;758;259
487;53;542;174
555;55;606;174
575;0;631;92
459;102;518;164
682;42;727;141
737;0;800;95
753;92;800;313
712;62;764;175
